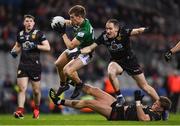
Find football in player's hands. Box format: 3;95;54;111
51;16;65;29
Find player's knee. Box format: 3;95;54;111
33;89;40;96
18;86;26;92
54;61;62;69
63;67;73;76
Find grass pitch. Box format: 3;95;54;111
0;113;180;125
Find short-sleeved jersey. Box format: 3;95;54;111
17;28;46;68
73;19;95;49
95;27;134;60
125;105;161;121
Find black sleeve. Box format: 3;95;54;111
148;111;161;121
16;33;20;43
120;27;132;37
95;32;105;45
37;31;47;43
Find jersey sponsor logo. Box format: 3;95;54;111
77;32;85;37
109;41;123;51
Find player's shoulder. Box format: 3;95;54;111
97;31;107;41
120;26;132;34
18;30;24;36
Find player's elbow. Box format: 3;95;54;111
138;116;150;121
46;45;51;51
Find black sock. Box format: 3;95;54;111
76;82;84;88
116;90;123;97
61;99;65;105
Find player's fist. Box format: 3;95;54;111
164;50;172;62
134;90;144;101
10;50;18;58
51;16;66;34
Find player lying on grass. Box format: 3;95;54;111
49;84;171;121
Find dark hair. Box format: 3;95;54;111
159;96;172;110
106;19;120;29
68;5;86;18
24;14;35;20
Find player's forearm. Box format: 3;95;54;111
131;27;146;36
37;45;50;51
62;34;75;49
170;41;180;54
65;20;72;26
80;43;97;54
12;42;21;53
136;101;150;121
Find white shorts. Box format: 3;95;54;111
78;53;92;65
65;49;92;65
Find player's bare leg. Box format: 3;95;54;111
31;81;41;119
55;51;70;96
132;73;159;101
107;62;125;106
14;77;28;119
49;84;115;118
63;58;85;99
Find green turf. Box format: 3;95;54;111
0;113;180;125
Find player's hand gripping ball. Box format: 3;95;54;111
51;16;65;28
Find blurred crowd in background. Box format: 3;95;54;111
0;0;180;114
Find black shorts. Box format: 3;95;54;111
17;65;41;81
113;56;143;75
108;101;125;121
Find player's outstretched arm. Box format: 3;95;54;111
80;43;98;54
170;41;180;54
130;27;149;36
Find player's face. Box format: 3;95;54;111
105;22;118;39
151;101;163;112
70;14;81;26
23;18;35;31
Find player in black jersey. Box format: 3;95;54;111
10;15;50;119
49;85;171;121
71;19;159;106
164;40;180;61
